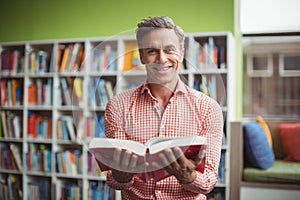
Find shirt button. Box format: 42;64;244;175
157;190;161;194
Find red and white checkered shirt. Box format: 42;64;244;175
104;79;223;200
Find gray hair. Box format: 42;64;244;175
136;16;185;49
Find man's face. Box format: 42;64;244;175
139;28;184;87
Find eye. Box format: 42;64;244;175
146;48;158;54
164;46;176;54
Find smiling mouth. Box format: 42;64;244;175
154;66;171;71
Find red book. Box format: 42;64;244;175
28;113;37;138
89;135;207;182
0;80;7;106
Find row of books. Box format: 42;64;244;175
59;77;83;106
0;78;53;107
0;79;23;106
27;78;52;106
59;182;81;200
29;50;51;73
191;37;226;69
0;49;25;74
27;112;52;139
0;175;112;200
27;144;52;173
0;111;99;142
57;43;84;73
88;78;114;108
56;115;78;142
27;179;51;200
1;143;87;176
91;45;117;72
86;115;105;141
0;111;22;139
193;75;226;106
88;181;113;200
0;76;111;108
56;113;105;144
56;149;82;175
0;143;23;171
0;175;113;200
0;175;23;200
1;143;53;173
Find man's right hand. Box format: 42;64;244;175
96;148;146;183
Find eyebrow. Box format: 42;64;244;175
143;45;177;50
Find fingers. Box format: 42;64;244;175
111;149;145;173
172;147;186;167
122;149;132;167
111;148;122;167
193;148;206;166
156;148;192;172
162;147;203;169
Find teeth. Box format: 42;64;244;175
155;67;170;71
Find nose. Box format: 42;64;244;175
157;50;168;63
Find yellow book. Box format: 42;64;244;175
29;52;36;73
123;41;138;71
73;78;83;104
60;46;70;72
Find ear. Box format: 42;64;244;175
179;48;185;62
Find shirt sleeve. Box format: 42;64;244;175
103;99;137;190
181;99;224;194
106;170;135;190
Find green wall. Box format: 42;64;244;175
0;0;234;42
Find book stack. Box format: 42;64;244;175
0;49;24;74
57;43;84;72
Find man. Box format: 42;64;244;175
102;16;223;199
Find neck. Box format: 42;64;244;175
148;79;178;108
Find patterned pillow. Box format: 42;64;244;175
255;116;273;147
279;123;300;162
243;122;275;169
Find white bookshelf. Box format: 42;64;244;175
0;32;235;200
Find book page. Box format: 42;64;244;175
147;136;206;154
89;138;147;156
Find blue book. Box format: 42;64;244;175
93;115;105;138
46;150;52;172
61;119;70;140
88;80;96;107
108;51;116;71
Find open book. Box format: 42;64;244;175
89;135;207;182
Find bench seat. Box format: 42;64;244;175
243;160;300;184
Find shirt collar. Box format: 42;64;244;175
140;77;187;95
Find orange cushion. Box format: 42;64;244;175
279;123;300;162
255;116;273;147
